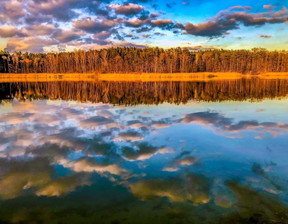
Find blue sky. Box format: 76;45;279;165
0;0;288;52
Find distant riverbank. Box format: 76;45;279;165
1;72;288;83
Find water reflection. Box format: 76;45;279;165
1;78;288;105
0;97;288;223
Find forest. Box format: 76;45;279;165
1;47;288;74
1;78;287;105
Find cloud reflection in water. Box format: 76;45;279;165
0;99;288;223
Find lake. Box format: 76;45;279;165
0;75;288;224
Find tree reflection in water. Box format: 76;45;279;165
1;78;288;105
0;79;288;224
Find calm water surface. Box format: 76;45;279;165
0;78;288;224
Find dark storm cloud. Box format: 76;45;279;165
27;0;79;22
72;17;121;33
52;29;83;43
93;30;115;40
151;19;181;30
81;37;112;46
0;0;26;23
182;6;288;37
24;23;58;36
125;18;180;32
0;0;114;25
27;0;115;22
2;0;152;51
86;28;124;43
183;20;237;37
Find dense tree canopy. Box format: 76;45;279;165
1;48;288;74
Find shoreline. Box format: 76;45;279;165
1;72;288;82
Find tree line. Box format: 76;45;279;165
1;47;288;74
1;78;288;105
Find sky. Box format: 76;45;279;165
0;0;288;52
